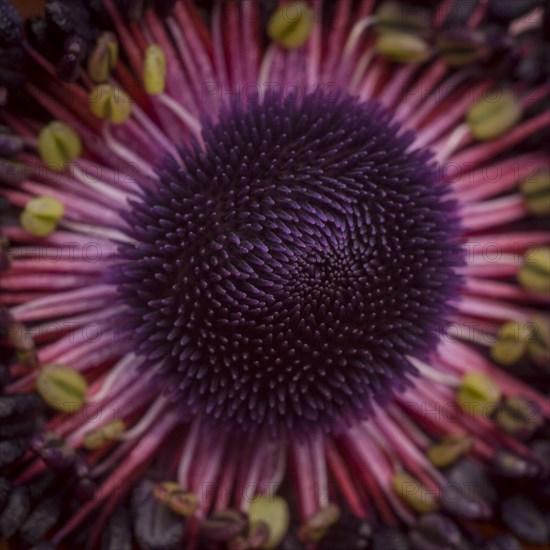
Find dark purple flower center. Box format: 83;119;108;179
116;90;462;434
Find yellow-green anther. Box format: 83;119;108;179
36;364;88;413
427;435;473;468
467;91;523;141
527;316;550;367
490;321;532;366
518;247;550;294
492;449;535;477
495;396;543;439
392;471;439;513
143;44;167;95
437;29;486;67
375;32;431;63
299;503;341;542
153;482;199;516
267;2;314;49
7;321;37;369
248;495;289;549
375;1;429;36
83;419;125;450
89;84;132;124
521;170;550;216
20;196;64;238
88;32;119;83
38;121;82;171
457;372;501;416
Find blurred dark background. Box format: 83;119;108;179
13;0;45;17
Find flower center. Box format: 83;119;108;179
116;90;463;433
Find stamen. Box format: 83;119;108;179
51;411;180;545
71;165;132;204
58;219;131;242
436;123;471;162
267;2;314;50
102;125;157;179
143;45;166;95
11;284;116;322
19;196;64;238
120;396;169;441
326;441;368;518
87;32;118;84
155;93;202;138
415;81;492;149
87;353;139;402
451;111;550;168
407;356;461;388
36;363;88;413
458;295;533;322
177;417;201;490
342;17;376;59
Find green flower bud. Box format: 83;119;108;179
518;247;550;294
375;32;431;63
267;2;314;49
527;316;550;367
89;84;132;124
36;364;88;413
88;32;119;83
143;44;167;95
375;1;430;36
153;482;198;516
83;419;126;450
427;435;473;468
495;396;543;440
248;495;289;549
299;503;341;543
37;121;82;171
467;91;523;141
392;471;439;513
457;372;501;416
20;196;64;238
438;28;486;67
521;170;550;216
490;321;532;366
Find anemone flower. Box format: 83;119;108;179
1;0;549;548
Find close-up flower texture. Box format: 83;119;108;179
0;0;549;548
